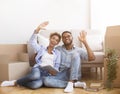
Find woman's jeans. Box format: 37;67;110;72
17;66;49;89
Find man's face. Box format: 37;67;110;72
62;32;73;45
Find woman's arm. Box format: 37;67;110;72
34;21;49;34
29;21;49;53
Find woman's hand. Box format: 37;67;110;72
48;70;58;76
34;21;49;34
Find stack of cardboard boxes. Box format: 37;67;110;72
0;44;30;81
104;25;120;87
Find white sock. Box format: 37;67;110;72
74;81;87;89
64;82;74;93
0;80;16;87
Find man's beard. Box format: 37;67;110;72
64;40;73;46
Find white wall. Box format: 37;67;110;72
0;0;90;44
91;0;120;35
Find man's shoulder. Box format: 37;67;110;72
73;46;86;52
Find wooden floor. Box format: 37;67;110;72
0;86;120;94
0;68;120;94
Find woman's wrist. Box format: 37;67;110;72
34;29;40;34
34;26;42;33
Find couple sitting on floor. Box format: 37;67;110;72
0;21;95;93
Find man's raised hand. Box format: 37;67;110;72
78;30;87;43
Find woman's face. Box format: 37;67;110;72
49;35;60;47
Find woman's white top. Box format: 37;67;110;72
40;52;54;67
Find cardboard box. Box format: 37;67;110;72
0;62;30;81
104;25;120;54
0;44;27;61
104;25;120;87
18;53;29;62
0;55;11;64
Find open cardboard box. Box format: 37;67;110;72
0;44;30;81
0;62;30;81
104;25;120;87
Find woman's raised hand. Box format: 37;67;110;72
35;21;49;33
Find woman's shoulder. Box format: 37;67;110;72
37;44;46;53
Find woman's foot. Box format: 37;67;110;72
1;80;16;87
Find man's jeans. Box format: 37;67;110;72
44;53;81;88
17;66;49;89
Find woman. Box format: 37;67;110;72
1;21;61;89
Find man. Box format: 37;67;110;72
43;29;95;92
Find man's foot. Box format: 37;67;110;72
0;80;16;87
74;81;87;89
64;82;74;93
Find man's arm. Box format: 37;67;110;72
78;31;95;61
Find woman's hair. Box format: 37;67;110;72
50;32;61;42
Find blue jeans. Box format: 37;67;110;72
44;53;81;88
17;66;49;89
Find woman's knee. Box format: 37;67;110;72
29;81;43;89
31;68;41;79
32;72;40;79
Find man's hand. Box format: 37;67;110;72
34;21;49;33
78;31;87;43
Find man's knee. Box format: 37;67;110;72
72;53;80;60
71;53;80;65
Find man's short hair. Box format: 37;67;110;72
62;31;72;36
